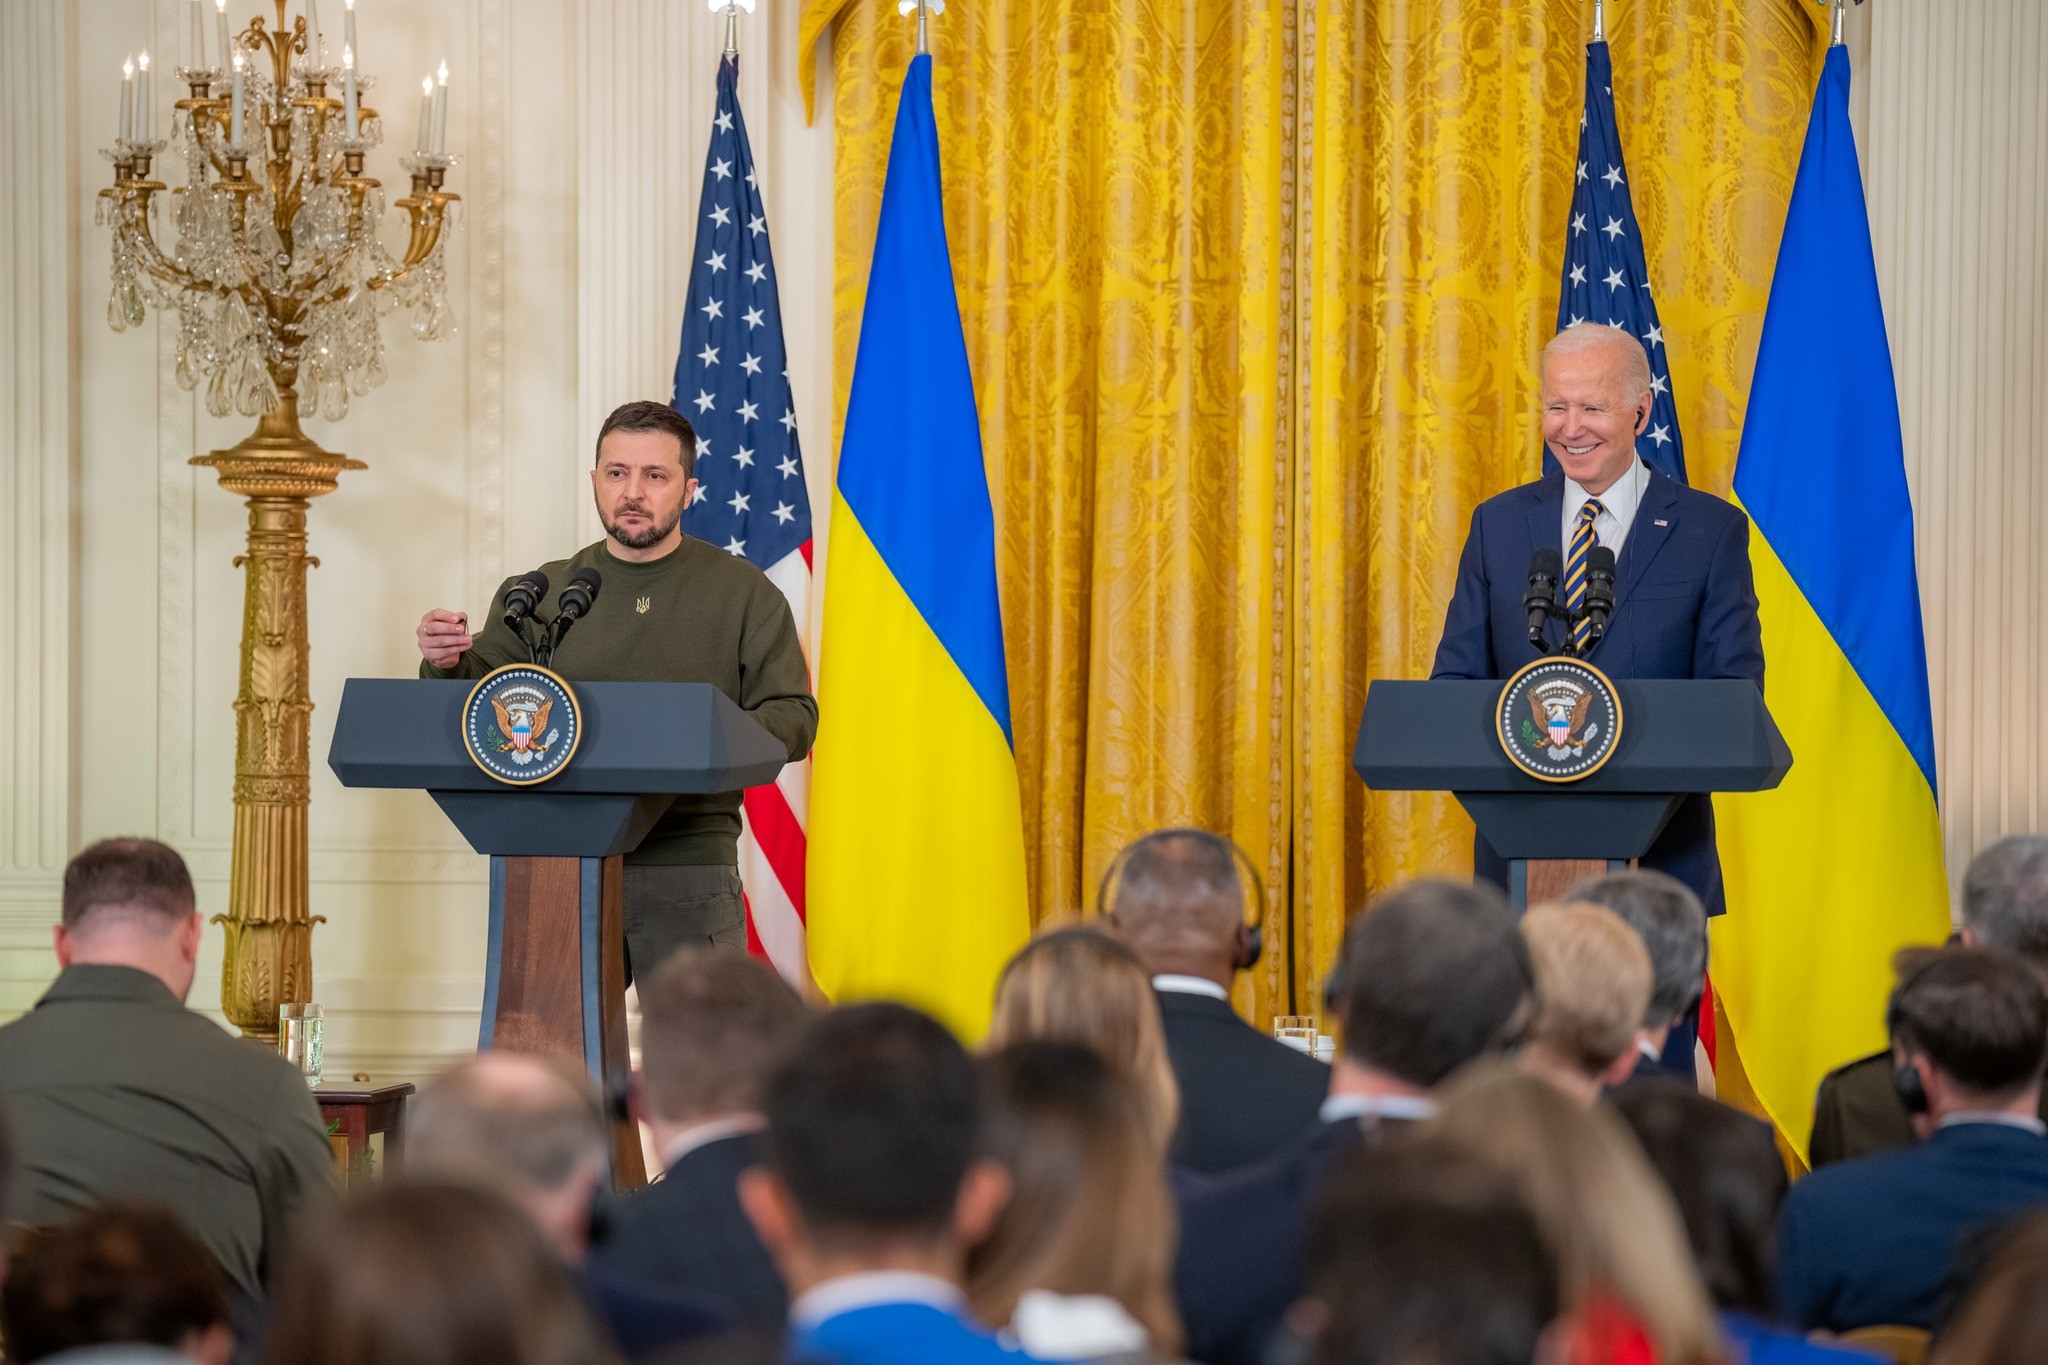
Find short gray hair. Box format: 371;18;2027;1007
407;1052;607;1195
1963;836;2048;966
1542;323;1653;407
1565;869;1706;1027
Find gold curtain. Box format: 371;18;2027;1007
800;0;1827;1024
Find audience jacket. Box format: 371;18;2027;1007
0;964;335;1300
1154;983;1329;1176
787;1272;1033;1365
1715;1312;1878;1363
594;1128;787;1328
1175;1103;1425;1365
1777;1118;2048;1331
580;1261;730;1362
1808;1050;2048;1168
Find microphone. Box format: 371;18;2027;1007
1524;548;1562;648
543;568;603;661
1583;546;1617;641
502;569;550;632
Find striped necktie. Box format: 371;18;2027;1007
1565;499;1605;651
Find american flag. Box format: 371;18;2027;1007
671;55;814;984
1552;39;1686;485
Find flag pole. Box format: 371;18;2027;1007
725;0;738;58
1590;0;1605;43
916;0;930;55
1830;0;1847;47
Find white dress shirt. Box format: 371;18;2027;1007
1936;1111;2048;1137
1319;1092;1439;1124
657;1112;765;1172
1151;973;1230;1002
789;1270;964;1331
1561;455;1650;558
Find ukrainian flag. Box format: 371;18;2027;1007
1714;44;1949;1160
807;54;1030;1039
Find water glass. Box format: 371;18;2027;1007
1273;1014;1317;1053
279;1003;324;1087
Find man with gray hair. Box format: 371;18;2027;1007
1102;828;1327;1174
1567;868;1709;1087
1811;834;2048;1166
1431;322;1763;920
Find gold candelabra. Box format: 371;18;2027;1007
99;0;458;1041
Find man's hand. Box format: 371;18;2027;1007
417;609;474;668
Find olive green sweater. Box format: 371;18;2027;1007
422;535;816;865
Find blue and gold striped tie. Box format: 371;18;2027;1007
1565;499;1604;652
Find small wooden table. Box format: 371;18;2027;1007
315;1082;415;1187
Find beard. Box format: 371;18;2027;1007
601;501;682;550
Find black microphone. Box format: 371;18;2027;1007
502;569;550;632
1524;548;1562;648
1583;546;1617;640
544;568;603;659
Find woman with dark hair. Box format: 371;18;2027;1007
1612;1084;1870;1362
1;1204;234;1365
263;1182;618;1365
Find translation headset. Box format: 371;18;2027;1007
1889;953;1943;1116
1094;828;1265;972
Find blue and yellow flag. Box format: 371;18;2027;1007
1714;45;1949;1159
808;55;1030;1039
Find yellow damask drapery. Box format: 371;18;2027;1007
797;0;1827;1025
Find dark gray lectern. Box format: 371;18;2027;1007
328;679;788;1184
1353;679;1790;907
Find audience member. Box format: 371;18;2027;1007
1811;835;2048;1166
1;1204;233;1365
1517;901;1654;1105
1566;870;1708;1089
738;1002;1023;1365
1927;1207;2048;1365
595;949;808;1328
405;1051;728;1360
1174;879;1534;1365
1615;1084;1871;1362
1099;830;1326;1174
987;926;1179;1155
0;839;332;1304
264;1181;618;1365
1426;1061;1723;1365
968;1041;1180;1361
1777;947;2048;1333
1291;1140;1560;1365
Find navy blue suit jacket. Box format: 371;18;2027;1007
1156;990;1329;1176
594;1132;787;1330
1776;1121;2048;1332
1429;469;1764;915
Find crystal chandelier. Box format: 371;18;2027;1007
98;0;458;1043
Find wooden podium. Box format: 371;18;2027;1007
1353;678;1791;909
328;678;788;1184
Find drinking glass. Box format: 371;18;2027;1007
279;1003;325;1087
1273;1015;1317;1053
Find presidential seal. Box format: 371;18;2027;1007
462;665;583;786
1496;656;1623;783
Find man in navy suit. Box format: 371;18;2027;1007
1777;947;2048;1332
1568;869;1710;1093
1430;323;1765;926
739;1002;1033;1365
1174;880;1534;1365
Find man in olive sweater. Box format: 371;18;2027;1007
417;400;817;977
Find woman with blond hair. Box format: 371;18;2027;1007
969;1041;1182;1362
1425;1061;1723;1365
986;925;1179;1154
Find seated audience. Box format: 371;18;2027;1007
264;1182;617;1365
1812;834;2048;1166
969;1041;1181;1361
1615;1083;1872;1362
0;838;332;1303
1;1204;234;1365
1566;870;1709;1089
987;926;1179;1155
405;1051;728;1359
1174;879;1534;1365
1928;1207;2048;1365
1099;830;1326;1174
1777;946;2048;1333
594;948;808;1329
737;1001;1025;1365
1426;1061;1724;1365
1516;901;1654;1105
1291;1141;1560;1365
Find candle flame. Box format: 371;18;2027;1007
421;74;433;97
216;0;226;11
138;50;151;71
436;59;448;84
124;56;135;78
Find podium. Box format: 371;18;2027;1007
1353;679;1790;907
327;678;788;1183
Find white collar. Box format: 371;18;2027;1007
1562;457;1649;534
1320;1092;1438;1124
1937;1111;2048;1137
790;1271;964;1331
1151;974;1230;1002
658;1113;764;1171
1637;1038;1661;1063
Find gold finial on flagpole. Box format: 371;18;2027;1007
896;0;944;55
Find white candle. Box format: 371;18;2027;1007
304;0;321;65
230;49;245;147
342;45;358;138
215;0;231;73
120;56;135;142
415;74;432;155
190;0;206;69
430;59;447;154
343;0;356;65
137;51;152;140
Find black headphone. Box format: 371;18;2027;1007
1095;828;1264;972
1888;951;1944;1116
